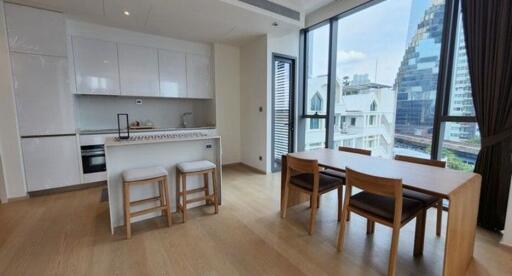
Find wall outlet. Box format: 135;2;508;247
259;106;263;112
259;156;263;161
205;143;214;150
135;99;143;104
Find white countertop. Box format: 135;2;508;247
105;132;220;147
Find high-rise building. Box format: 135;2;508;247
394;0;445;137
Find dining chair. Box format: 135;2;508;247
337;168;426;276
281;155;343;235
394;154;446;236
321;146;372;220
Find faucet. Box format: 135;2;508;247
181;112;193;128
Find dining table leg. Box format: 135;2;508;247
442;175;481;275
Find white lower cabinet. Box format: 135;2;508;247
21;136;81;192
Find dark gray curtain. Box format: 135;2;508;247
461;0;512;231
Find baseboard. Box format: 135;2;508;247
4;195;29;203
28;181;106;197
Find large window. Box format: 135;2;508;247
300;0;479;170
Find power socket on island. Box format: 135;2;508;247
205;143;214;150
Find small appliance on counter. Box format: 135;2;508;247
129;120;155;130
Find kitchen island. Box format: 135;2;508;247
105;131;222;234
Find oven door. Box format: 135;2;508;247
81;145;106;174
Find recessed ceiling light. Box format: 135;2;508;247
123;10;130;16
272;22;279;27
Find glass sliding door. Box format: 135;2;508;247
271;55;295;172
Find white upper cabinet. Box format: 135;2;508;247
158;49;187;98
11;53;76;136
186;54;212;99
72;36;120;95
4;3;66;57
118;44;159;97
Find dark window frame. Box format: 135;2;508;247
298;0;478;163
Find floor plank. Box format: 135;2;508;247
0;165;511;275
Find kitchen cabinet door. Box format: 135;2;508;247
11;53;76;136
4;3;66;57
158;49;187;98
118;44;159;97
72;36;120;95
186;54;212;99
21;136;81;191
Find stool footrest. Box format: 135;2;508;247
185;195;214;204
180;187;208;196
131;206;167;217
130;196;161;207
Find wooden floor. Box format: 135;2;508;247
0;165;511;275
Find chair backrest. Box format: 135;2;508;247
286;155;319;175
345;167;403;226
345;167;402;198
394;154;446;168
339;146;372;156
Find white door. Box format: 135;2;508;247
21;136;81;191
4;3;66;57
118;44;159;97
11;53;75;136
186;54;212;99
72;36;120;95
158;49;187;98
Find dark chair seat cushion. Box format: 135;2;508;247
320;169;346;181
403;188;440;206
350;192;424;223
290;173;342;193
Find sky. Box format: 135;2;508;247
307;0;435;86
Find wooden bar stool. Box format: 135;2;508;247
122;166;172;239
176;160;218;222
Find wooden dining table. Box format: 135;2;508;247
281;148;482;276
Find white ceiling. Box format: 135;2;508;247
6;0;333;46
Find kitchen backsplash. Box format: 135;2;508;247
75;95;215;130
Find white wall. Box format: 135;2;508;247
240;35;268;172
0;1;26;200
214;44;241;165
306;0;370;27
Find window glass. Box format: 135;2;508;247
331;0;446;157
305;24;330;116
304;118;326;150
440;122;480;171
448;9;474;116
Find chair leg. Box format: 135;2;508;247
281;181;290;218
337;207;349;251
366;219;375;235
414;209;427;256
337;187;343;221
163;177;172;227
388;225;401;276
212;169;219;214
308;192;318;235
123;183;131;239
436;201;443;236
181;174;188;222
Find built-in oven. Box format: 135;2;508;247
81;145;106;174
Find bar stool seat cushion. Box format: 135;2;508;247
177;160;216;173
123;166;168;182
